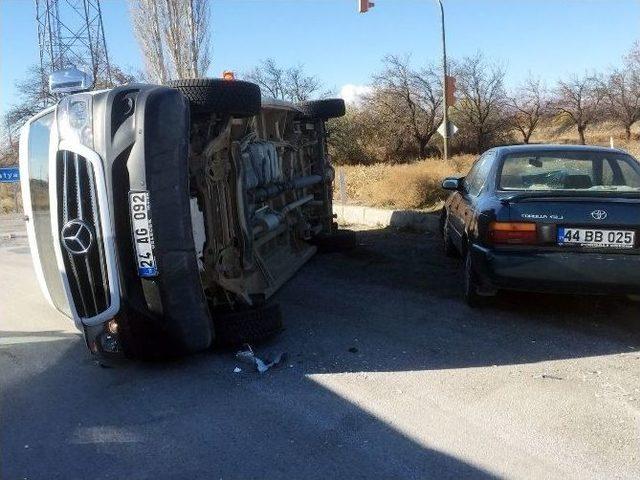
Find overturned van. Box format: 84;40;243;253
19;73;352;359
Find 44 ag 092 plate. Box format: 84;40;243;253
129;191;158;277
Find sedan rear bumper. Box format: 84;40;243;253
472;244;640;295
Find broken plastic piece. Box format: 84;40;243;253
235;344;287;373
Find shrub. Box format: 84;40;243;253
335;155;475;210
1;197;15;214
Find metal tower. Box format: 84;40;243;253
35;0;112;85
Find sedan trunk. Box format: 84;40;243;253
500;193;640;250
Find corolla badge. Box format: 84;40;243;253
61;219;93;254
591;209;608;220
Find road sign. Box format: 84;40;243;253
445;75;457;107
437;121;458;138
0;167;20;183
358;0;375;13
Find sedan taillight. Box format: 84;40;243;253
488;222;538;245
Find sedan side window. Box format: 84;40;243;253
463;155;484;195
464;153;493;196
474;153;494;194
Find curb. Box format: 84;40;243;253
333;203;441;233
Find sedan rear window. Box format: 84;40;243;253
499;151;640;192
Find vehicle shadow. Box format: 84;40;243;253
2;332;497;480
3;226;639;479
271;226;640;373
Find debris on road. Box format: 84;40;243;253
533;373;564;380
233;366;242;373
235;345;287;374
348;347;359;353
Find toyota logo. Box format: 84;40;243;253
61;219;93;255
591;209;608;220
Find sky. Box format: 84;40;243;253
1;0;639;115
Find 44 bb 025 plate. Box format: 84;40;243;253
557;227;635;249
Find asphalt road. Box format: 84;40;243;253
2;214;640;480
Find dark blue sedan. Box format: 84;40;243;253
440;144;640;306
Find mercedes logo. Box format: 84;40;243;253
591;209;608;220
61;219;93;255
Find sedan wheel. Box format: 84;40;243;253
442;217;459;258
463;250;486;308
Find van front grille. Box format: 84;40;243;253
56;150;110;318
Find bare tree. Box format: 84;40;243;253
451;54;508;153
130;0;167;82
507;76;549;143
186;0;211;78
246;59;320;102
4;65;55;134
602;67;640;140
246;59;287;99
553;74;605;145
600;45;640;141
129;0;211;82
368;54;442;158
0;121;19;167
3;60;133;143
625;41;640;69
286;65;321;102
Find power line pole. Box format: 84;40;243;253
437;0;449;162
35;0;112;85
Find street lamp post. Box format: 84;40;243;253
359;0;450;160
437;0;449;162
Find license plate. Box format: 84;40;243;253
557;227;636;249
129;191;158;277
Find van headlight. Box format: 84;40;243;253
58;94;93;148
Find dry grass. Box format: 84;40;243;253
0;184;20;214
335;155;475;210
334;123;640;211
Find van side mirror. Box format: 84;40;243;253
49;67;93;95
442;177;463;191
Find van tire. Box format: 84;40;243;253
297;98;346;120
167;78;261;117
214;303;283;348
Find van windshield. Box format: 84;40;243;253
28;111;71;316
499;151;640;192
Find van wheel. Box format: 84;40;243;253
214;303;283;348
297;98;346;120
167;78;261;117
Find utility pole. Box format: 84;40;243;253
437;0;449;162
360;0;452;160
35;0;112;85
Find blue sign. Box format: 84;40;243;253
0;167;20;183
